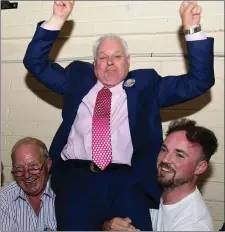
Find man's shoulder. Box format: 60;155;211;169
0;181;20;199
66;60;95;78
68;60;94;71
128;68;160;87
170;188;212;220
129;68;157;77
153;191;213;231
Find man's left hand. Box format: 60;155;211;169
180;1;201;29
102;217;140;231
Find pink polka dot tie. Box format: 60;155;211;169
92;87;112;170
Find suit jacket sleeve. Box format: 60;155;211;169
155;38;215;108
23;22;72;95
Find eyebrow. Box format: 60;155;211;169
175;149;189;157
161;144;168;151
13;162;39;168
161;144;189;157
13;165;24;169
98;51;123;55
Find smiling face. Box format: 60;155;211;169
157;131;207;189
94;38;130;86
12;143;51;197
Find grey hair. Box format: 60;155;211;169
11;137;49;161
92;34;129;59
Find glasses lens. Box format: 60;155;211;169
12;170;24;177
12;158;47;177
29;169;41;175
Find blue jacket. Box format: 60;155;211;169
23;22;215;206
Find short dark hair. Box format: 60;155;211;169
166;118;218;162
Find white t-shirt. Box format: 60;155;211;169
150;187;214;231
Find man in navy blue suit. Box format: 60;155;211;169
23;1;215;230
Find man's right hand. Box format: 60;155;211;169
102;217;140;231
45;1;75;30
53;1;75;22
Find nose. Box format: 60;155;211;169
107;57;114;65
161;151;173;163
24;169;31;179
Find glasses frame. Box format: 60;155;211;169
11;157;49;177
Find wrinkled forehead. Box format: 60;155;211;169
97;38;126;54
13;143;42;165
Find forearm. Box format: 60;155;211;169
157;37;215;108
23;23;68;94
42;15;65;31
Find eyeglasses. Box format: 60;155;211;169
11;158;48;177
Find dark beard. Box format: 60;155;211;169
158;175;190;191
157;162;190;190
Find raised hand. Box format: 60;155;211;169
180;1;201;29
53;1;75;22
46;1;75;29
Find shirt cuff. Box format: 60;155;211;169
40;21;60;31
185;31;207;41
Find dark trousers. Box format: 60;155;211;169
51;158;153;231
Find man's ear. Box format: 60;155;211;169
194;160;208;176
127;55;130;67
93;59;96;66
47;158;52;171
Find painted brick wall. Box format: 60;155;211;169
1;1;224;230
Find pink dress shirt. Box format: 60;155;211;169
41;22;207;165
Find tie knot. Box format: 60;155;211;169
98;87;112;97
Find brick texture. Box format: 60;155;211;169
1;1;224;230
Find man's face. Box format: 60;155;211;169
157;131;205;189
94;38;130;86
12;143;52;197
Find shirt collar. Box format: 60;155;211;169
95;80;124;95
43;177;55;199
14;186;26;201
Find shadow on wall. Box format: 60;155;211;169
1;162;4;187
24;22;214;184
161;26;213;123
25;20;75;109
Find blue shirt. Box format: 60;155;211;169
0;179;56;231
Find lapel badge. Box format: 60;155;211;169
124;78;135;88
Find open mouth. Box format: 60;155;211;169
161;167;174;173
158;163;175;173
25;178;38;185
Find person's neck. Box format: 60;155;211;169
161;183;196;205
26;194;42;216
26;180;48;216
103;83;116;88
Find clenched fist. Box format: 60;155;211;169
180;1;202;29
46;1;75;30
53;1;75;22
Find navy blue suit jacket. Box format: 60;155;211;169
23;23;215;206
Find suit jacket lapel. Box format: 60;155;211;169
123;74;138;137
68;73;97;127
72;73;97;105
